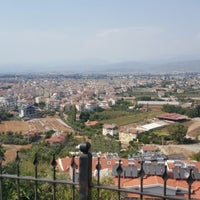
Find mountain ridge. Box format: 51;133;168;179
0;59;200;74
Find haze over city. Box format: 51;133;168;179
0;0;200;73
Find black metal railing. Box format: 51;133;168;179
0;142;198;200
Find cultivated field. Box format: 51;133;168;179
2;144;32;164
0;121;29;132
0;118;73;133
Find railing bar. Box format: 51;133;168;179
0;161;3;200
187;168;194;200
162;165;169;200
116;160;122;200
72;167;75;200
16;151;20;200
33;153;38;200
0;178;187;200
163;180;167;200
52;168;56;200
118;174;120;200
0;171;194;200
71;156;77;200
0;174;187;200
51;154;57;200
138;160;145;200
96;157;101;200
0;176;2;200
35;177;38;200
0;174;79;185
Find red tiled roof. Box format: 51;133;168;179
56;156;129;173
142;145;156;152
56;156;200;198
120;127;137;134
84;121;98;126
116;176;200;199
103;124;118;129
157;113;189;121
45;133;67;144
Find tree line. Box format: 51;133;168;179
0;111;14;123
162;104;200;118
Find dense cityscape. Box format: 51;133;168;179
0;71;200;198
1;0;200;199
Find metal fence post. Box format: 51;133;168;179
51;154;57;200
116;160;123;200
139;160;145;200
15;151;20;200
96;157;101;200
0;156;4;200
71;156;77;200
79;142;92;200
162;165;169;200
187;169;194;200
33;153;39;200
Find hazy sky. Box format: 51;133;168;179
0;0;200;67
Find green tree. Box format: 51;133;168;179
67;105;77;124
162;104;187;115
0;144;5;159
136;96;152;101
80;111;90;122
191;151;200;161
189;105;200;118
91;135;121;153
45;130;55;139
112;99;133;111
38;101;46;109
168;123;187;144
0;111;13;121
194;105;200;116
92;176;119;199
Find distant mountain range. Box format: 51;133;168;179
74;59;200;74
96;60;200;73
0;59;200;74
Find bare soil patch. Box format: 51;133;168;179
0;118;73;134
0;121;29;133
157;144;200;160
186;118;200;138
2;144;32;164
28;118;73;133
0;118;73;164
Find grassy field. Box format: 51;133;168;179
99;109;164;126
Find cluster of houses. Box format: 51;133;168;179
0;95;117;120
56;145;200;199
1;73;199;121
41;111;189;147
48;110;198;198
101;112;189;146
